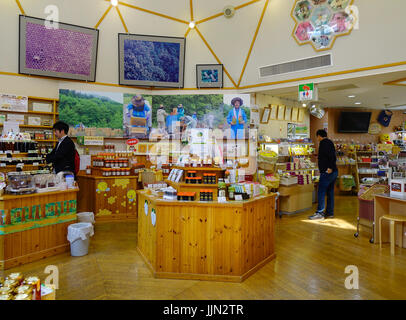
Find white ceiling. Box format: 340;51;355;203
255;70;406;110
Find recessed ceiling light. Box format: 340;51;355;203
189;21;196;29
111;0;118;6
348;95;356;98
355;102;362;105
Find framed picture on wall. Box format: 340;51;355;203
291;107;299;122
19;15;99;82
196;64;223;88
277;105;285;120
285;106;292;121
260;107;271;124
119;33;185;88
270;105;278;120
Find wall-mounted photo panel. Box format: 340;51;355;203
277;105;285;120
19;15;99;81
119;33;185;88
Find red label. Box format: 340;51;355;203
126;138;139;146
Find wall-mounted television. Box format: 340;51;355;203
338;112;372;133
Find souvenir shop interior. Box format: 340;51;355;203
0;0;405;301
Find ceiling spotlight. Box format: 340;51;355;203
111;0;118;6
302;103;307;107
348;95;356;98
189;21;196;29
355;102;362;105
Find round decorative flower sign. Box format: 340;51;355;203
291;0;356;51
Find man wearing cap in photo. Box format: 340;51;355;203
227;97;247;139
126;95;151;135
177;104;185;120
157;104;168;131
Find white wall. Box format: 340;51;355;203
0;0;405;97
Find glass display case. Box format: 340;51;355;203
6;172;36;195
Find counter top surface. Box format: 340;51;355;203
375;193;406;202
77;174;139;180
0;188;79;200
138;190;275;208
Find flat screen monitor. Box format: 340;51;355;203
338;112;372;133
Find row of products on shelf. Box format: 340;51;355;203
92;158;130;168
0;140;38;153
0;156;44;166
2;171;75;195
0;273;41;300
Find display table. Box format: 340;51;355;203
77;173;139;222
137;190;276;282
374;194;406;248
0;189;78;270
278;183;314;214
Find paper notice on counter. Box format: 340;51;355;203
235;195;243;201
218;197;227;203
2;121;20;135
79;155;91;170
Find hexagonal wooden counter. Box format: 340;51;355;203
137;190;276;282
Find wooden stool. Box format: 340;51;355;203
379;215;406;255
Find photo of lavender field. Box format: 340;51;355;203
19;16;99;81
119;34;185;88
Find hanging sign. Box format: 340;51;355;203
77;136;104;146
126;138;139;146
299;83;318;101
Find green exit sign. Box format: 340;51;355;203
299;83;317;101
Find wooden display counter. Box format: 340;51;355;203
77;173;139;222
137;190;276;282
279;183;314;215
374;194;406;248
0;189;78;270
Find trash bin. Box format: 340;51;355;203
67;222;94;257
77;212;95;224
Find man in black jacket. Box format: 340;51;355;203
46;121;76;174
309;129;338;220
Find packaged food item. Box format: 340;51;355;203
3;279;19;288
0;286;14;295
14;293;32;300
15;284;34;295
24;276;41;300
0;294;13;300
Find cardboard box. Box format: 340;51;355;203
7;114;25;124
33;102;52;113
28;116;41;126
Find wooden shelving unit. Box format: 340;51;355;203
0;96;59;148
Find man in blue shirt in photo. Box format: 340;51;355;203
126;95;151;136
227;97;247;139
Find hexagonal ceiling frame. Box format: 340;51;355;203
291;0;356;52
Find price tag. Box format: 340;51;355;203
235;195;243;201
33;162;39;166
218;197;227;203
